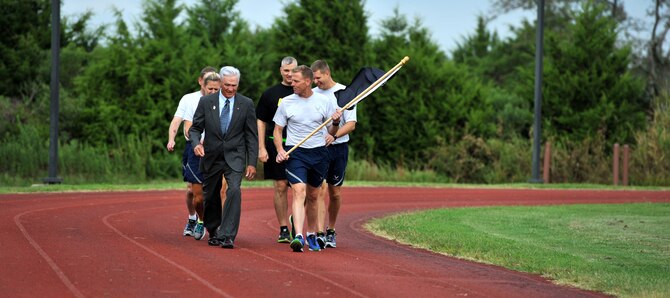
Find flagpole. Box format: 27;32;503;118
286;56;410;155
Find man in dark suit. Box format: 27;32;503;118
189;66;258;249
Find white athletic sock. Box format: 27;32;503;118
306;232;315;237
188;213;197;221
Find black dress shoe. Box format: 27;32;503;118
208;238;222;246
221;238;234;249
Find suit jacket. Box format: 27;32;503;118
189;92;258;174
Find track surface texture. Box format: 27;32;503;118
2;187;669;297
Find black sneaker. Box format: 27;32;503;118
316;232;326;249
290;235;305;252
325;229;336;248
289;214;295;241
221;238;234;249
277;228;291;243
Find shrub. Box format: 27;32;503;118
630;95;670;186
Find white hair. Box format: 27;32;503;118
219;66;241;82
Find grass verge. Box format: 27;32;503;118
1;180;667;194
365;203;670;297
0;180;274;194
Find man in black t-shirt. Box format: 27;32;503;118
256;56;297;243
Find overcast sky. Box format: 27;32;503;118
62;0;652;53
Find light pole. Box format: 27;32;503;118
530;0;545;183
44;0;62;184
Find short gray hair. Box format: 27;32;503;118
281;56;297;67
219;66;241;82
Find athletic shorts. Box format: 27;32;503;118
182;142;204;184
263;140;287;180
285;146;329;188
326;143;349;186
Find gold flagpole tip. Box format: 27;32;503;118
401;56;410;64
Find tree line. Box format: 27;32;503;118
0;0;668;186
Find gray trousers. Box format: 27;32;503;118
202;158;243;241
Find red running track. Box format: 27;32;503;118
1;187;668;297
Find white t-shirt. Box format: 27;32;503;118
174;90;203;140
273;92;335;149
312;83;356;145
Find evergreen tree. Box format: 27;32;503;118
451;16;533;139
0;0;103;139
452;16;499;68
185;0;242;48
184;0;271;102
72;0;213;146
60;12;106;90
271;0;369;80
451;15;530;88
62;11;106;52
359;9;493;169
70;10;139;144
516;1;647;143
0;0;51;97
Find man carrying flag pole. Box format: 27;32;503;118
273;65;341;252
279;57;409;252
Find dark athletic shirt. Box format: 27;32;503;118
256;83;293;141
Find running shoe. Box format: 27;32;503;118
194;222;206;240
183;219;197;236
277;228;291;243
289;214;295;242
325;229;336;248
306;234;320;251
290;235;305;252
316;232;326;249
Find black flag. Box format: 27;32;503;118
335;67;386;109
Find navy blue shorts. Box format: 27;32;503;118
326;143;349;186
182;142;204;184
285;146;329;188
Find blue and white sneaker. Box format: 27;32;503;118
183;219;196;236
291;235;305;252
193;222;206;240
306;234;321;252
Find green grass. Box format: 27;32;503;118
365;203;670;298
0;180;275;194
0;180;667;194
